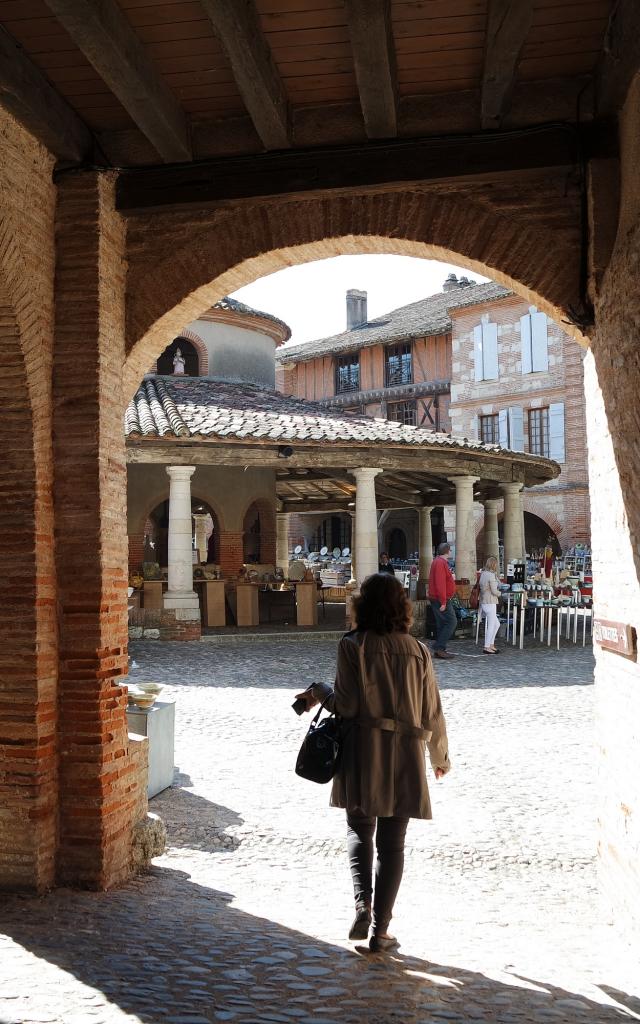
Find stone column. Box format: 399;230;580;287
418;506;434;590
520;499;527;557
483;499;500;565
164;466;199;613
351;468;382;585
192;513;208;564
450;476;479;581
276;512;290;574
348;510;356;584
501;483;524;566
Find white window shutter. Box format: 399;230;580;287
508;406;524;452
531;312;549;372
473;324;483;381
482;322;499;380
498;409;509;447
520;314;532;374
549;402;565;463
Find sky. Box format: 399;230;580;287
231;255;488;347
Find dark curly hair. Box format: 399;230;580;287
352;572;413;634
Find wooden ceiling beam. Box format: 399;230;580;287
0;25;92;163
115;123;604;212
481;0;534;130
42;0;191;162
345;0;397;139
199;0;291;151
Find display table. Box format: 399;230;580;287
195;579;226;626
126;699;175;798
236;583;259;626
295;581;318;626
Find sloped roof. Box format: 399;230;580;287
125;377;552;475
276;281;510;363
214;296;291;341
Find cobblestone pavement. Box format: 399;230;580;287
1;636;639;1024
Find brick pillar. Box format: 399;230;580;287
219;531;244;578
53;173;145;889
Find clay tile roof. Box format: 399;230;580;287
275;281;510;363
124;377;553;473
214;296;291;341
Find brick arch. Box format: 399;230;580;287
129;487;227;539
123;190;587;400
242;497;276;565
0;235;57;893
151;328;210;376
521;497;565;547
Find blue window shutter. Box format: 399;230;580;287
498;409;509;447
531;312;549;372
520;314;532;374
508;406;524;452
482;322;499;380
549;402;565;463
473;324;483;381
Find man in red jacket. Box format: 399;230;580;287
428;542;457;659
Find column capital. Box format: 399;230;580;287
350;467;382;481
483;497;501;509
166;465;196;481
448;474;480;487
500;481;524;495
419;505;435;514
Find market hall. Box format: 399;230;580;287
125;298;557;638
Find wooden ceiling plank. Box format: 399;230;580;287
481;0;534;129
344;0;397;138
42;0;192;161
0;23;92;161
199;0;291;150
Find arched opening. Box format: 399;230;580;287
156;336;200;377
524;512;561;557
312;514;351;553
143;497;220;570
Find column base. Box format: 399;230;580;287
163;591;200;615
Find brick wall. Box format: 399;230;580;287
219;531;244;577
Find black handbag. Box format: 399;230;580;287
295;695;343;784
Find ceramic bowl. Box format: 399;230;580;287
137;681;163;695
132;693;156;710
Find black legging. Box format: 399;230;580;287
346;811;409;933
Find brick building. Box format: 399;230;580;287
276;279;590;562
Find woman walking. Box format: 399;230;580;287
295;573;450;953
479;555;501;654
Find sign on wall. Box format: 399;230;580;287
593;619;637;659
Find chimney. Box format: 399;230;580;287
346;289;368;329
442;273;459;292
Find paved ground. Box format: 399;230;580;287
1;634;639;1024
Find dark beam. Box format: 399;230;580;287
115;124;594;212
199;0;290;151
43;0;191;162
481;0;534;129
596;0;640;116
0;25;92;163
345;0;397;139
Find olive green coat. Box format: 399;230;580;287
314;631;451;820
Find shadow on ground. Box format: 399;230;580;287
151;773;243;854
0;865;636;1024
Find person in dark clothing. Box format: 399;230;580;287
378;552;395;575
428;541;457;659
295;573;450;953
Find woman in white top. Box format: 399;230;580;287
479;555;501;654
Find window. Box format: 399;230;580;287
385;342;412;386
520;306;549;373
527;407;550;457
387;400;417;426
473;320;499;381
335;352;360;393
157;337;199;376
479;413;499;444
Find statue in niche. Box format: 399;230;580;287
173;347;186;375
